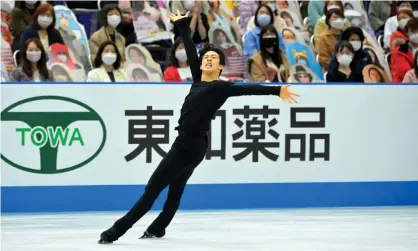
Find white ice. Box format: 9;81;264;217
2;207;418;251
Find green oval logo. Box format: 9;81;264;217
1;96;107;174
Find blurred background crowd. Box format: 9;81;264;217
1;0;418;83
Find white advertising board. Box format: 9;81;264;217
1;84;418;186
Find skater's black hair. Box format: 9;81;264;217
198;44;226;66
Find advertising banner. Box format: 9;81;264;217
1;84;418;188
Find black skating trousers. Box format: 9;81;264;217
111;134;208;238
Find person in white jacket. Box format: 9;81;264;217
87;41;127;82
383;2;413;49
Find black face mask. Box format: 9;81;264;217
262;37;277;49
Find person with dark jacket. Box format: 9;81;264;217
11;0;41;52
326;41;357;82
19;3;64;53
336;26;372;82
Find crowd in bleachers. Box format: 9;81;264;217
1;0;418;83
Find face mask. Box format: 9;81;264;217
398;18;410;29
327;5;340;11
102;53;117;65
184;0;195;11
331;18;346;30
25;0;38;5
257;14;271;27
409;33;418;43
57;54;68;62
37;15;53;29
262;36;277;48
414;11;418;18
337;54;353;67
350;41;362;51
26;51;42;63
175;49;187;62
107;15;121;28
267;3;276;12
399;6;412;11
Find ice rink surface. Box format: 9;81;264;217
1;207;418;251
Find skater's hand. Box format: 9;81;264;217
280;85;300;104
168;9;190;23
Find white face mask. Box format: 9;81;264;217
409;33;418;43
57;54;68;62
107;15;121;28
102;53;117;65
25;0;38;5
331;18;346;30
38;15;53;29
175;49;188;62
327;5;340;11
350;41;362;51
398;18;411;29
26;51;42;63
337;54;353;67
183;0;195;11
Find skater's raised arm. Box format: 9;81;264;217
224;83;300;104
169;11;201;82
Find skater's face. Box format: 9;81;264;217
200;51;224;73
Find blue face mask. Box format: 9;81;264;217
257;14;271;27
297;59;308;66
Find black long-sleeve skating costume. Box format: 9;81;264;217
100;18;282;243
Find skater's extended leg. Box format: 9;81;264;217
143;168;195;237
100;148;196;243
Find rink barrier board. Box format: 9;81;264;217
2;82;418;85
2;181;418;213
1;82;417;213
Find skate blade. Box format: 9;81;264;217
98;239;113;244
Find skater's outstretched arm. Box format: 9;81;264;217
224;83;300;104
169;11;201;82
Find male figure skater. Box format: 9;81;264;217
98;10;299;244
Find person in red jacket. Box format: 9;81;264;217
390;18;418;82
389;9;414;52
163;37;193;82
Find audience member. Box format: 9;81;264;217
313;0;350;45
339;26;372;82
243;4;285;58
316;9;346;70
389;9;414;51
164;38;192;82
326;41;356;82
10;38;52;82
19;3;64;53
402;51;418;82
384;1;413;49
11;0;41;52
390;18;417;82
86;41;127;82
247;24;290;82
172;1;209;45
90;4;126;63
